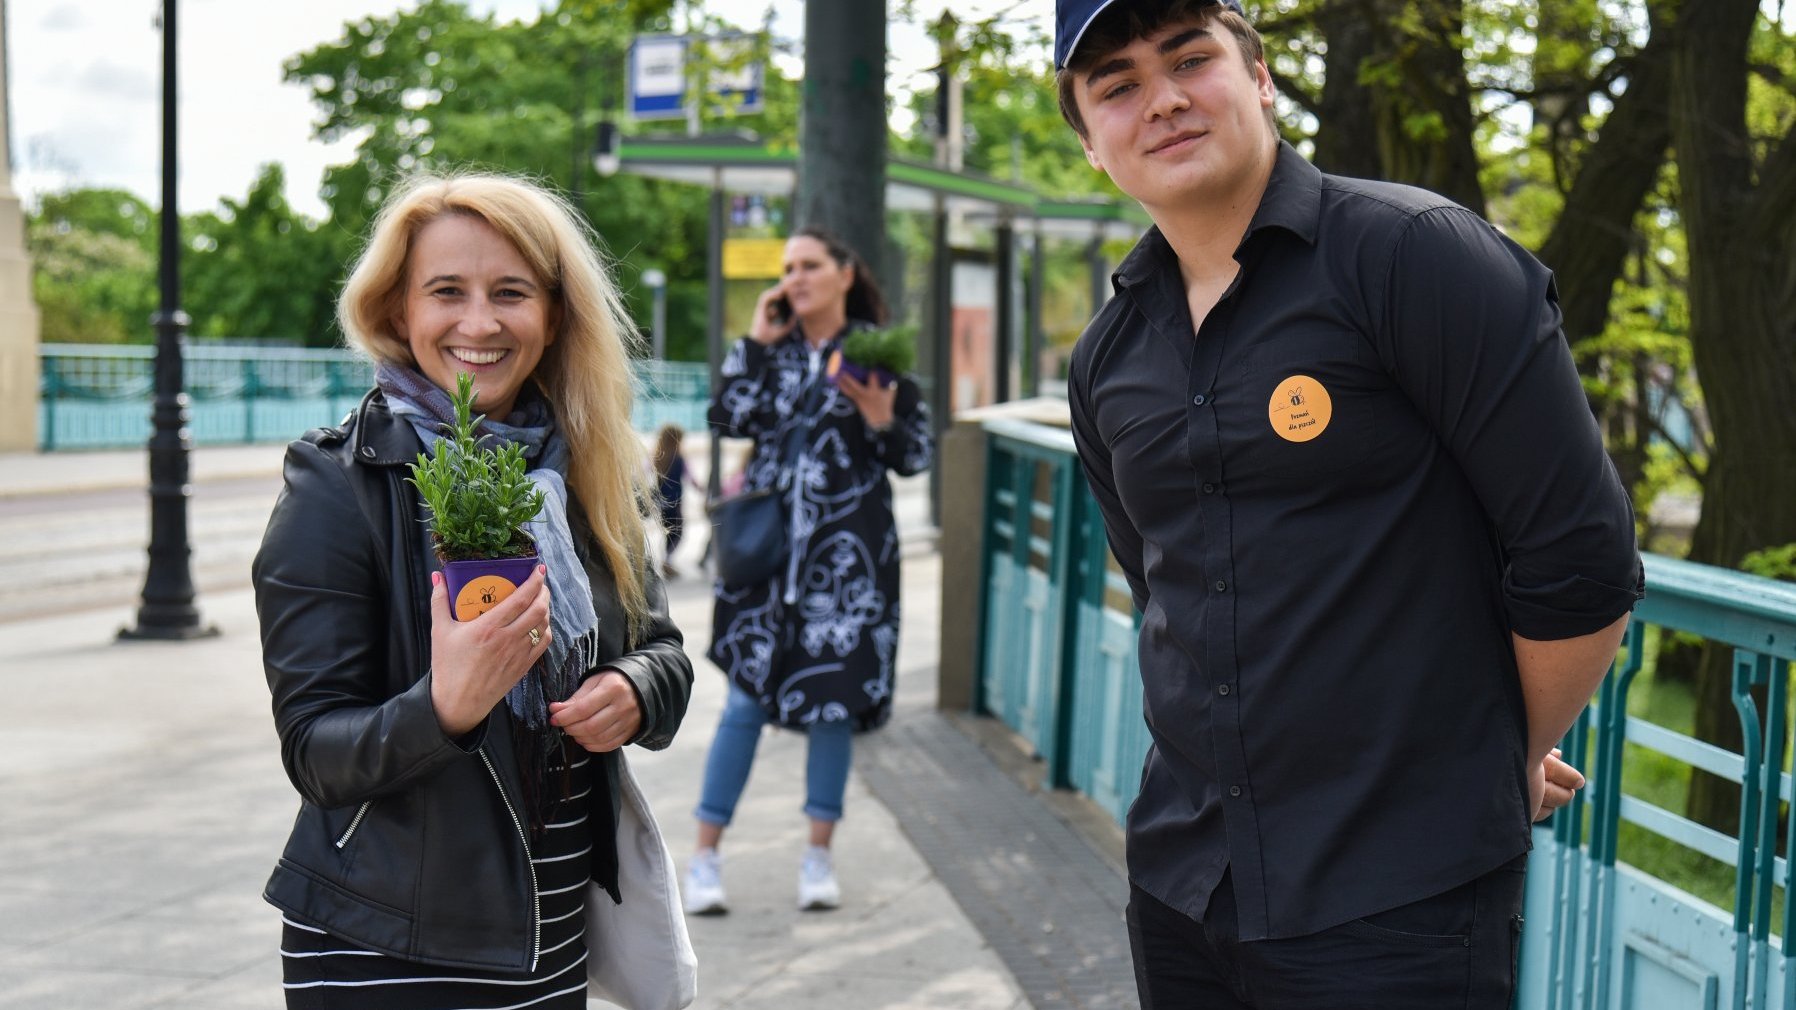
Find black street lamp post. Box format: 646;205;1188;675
123;0;215;641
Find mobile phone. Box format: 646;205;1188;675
771;295;792;324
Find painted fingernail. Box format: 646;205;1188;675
431;572;442;587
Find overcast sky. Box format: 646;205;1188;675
8;0;1052;220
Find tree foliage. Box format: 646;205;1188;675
26;189;157;344
184;165;356;345
892;9;1123;200
283;0;738;360
27;171;354;347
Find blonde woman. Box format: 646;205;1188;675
253;173;691;1008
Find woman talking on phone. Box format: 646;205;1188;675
685;227;933;914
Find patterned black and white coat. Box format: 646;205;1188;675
706;322;934;732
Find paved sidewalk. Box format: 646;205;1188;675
0;443;292;499
0;440;1025;1009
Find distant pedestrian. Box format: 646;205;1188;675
653;423;700;578
253;172;692;1009
684;228;933;915
1054;1;1642;1006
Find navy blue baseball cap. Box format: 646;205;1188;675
1055;0;1247;70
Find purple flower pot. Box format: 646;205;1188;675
825;350;896;389
442;553;540;622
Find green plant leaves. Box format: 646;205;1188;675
839;324;918;375
405;372;546;561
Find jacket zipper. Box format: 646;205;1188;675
782;452;804;605
479;747;541;971
334;800;372;849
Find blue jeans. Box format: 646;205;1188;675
694;685;853;825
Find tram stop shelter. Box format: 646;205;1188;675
610;133;1149;510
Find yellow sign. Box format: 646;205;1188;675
722;238;787;280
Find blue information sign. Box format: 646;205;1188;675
628;33;764;121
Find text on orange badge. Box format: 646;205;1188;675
1267;375;1333;443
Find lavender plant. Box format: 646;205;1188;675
407;372;544;561
839;324;918;376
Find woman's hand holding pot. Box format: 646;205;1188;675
836;369;898;430
428;565;552;737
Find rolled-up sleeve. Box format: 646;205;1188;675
1375;207;1643;639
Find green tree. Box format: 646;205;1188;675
26;189;158;344
1668;1;1796;831
1270;0;1489;214
892;12;1122;200
183;164;356;345
284;0;749;359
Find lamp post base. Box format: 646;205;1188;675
119;607;221;641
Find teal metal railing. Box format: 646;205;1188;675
975;414;1796;1010
37;345;712;450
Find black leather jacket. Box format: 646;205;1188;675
253;390;692;972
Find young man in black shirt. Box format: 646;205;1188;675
1054;1;1643;1006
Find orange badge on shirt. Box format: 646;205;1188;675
1267;375;1333;443
455;575;519;621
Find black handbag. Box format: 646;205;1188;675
709;486;789;588
709;369;826;589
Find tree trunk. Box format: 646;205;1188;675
1669;0;1796;831
1311;2;1384;181
798;3;887;281
1535;8;1674;353
1532;7;1675;496
1307;0;1484;215
1370;0;1485;216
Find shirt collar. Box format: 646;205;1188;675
1243;140;1323;248
1112;140;1323;293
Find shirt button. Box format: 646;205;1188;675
1202;482;1217;494
1191;394;1207;406
1229;785;1243;798
1217;684;1231;696
1214;580;1228;593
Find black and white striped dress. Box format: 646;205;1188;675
280;742;595;1009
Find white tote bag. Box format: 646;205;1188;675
584;751;698;1010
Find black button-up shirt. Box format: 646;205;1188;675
1067;142;1642;941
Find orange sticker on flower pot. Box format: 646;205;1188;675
455;574;520;621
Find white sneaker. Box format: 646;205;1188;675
797;845;841;911
684;848;727;916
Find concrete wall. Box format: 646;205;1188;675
936;396;1073;713
0;2;42;453
0;188;37;452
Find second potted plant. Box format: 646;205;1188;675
407;372;546;621
826;323;918;389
